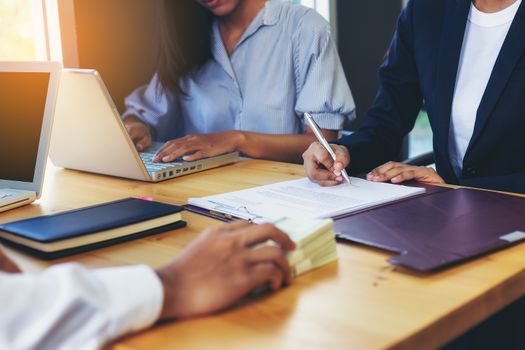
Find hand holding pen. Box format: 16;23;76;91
303;113;352;186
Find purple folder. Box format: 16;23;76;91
334;187;525;272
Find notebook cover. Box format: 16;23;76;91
0;198;184;242
0;220;187;260
334;188;525;272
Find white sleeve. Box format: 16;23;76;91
0;263;164;350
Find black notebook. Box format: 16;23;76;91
0;198;186;259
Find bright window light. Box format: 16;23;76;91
0;0;41;60
1;0;333;62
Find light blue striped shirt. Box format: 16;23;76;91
123;0;355;141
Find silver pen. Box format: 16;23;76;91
304;112;351;184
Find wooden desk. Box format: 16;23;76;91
3;159;525;350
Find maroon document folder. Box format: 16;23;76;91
334;188;525;272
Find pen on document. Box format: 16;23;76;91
304;112;351;184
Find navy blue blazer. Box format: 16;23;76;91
337;0;525;194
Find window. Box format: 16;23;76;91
404;0;432;159
409;111;433;158
4;1;332;63
0;0;44;60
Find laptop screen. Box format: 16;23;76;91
0;72;50;183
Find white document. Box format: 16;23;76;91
188;177;426;223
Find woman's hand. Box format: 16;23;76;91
123;115;152;151
302;142;351;187
154;131;244;163
367;161;444;184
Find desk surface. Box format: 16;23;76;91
3;159;525;350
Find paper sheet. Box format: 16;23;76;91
188;177;426;223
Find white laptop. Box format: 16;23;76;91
50;69;239;182
0;61;61;213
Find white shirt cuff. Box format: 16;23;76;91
93;265;164;339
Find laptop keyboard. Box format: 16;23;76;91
139;152;185;172
0;190;13;201
0;189;32;204
138;144;208;180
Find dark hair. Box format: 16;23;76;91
156;0;214;95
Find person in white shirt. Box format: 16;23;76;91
0;221;295;350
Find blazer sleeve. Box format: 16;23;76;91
335;0;424;173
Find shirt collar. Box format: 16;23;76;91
234;0;282;48
235;0;282;42
209;0;283;79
